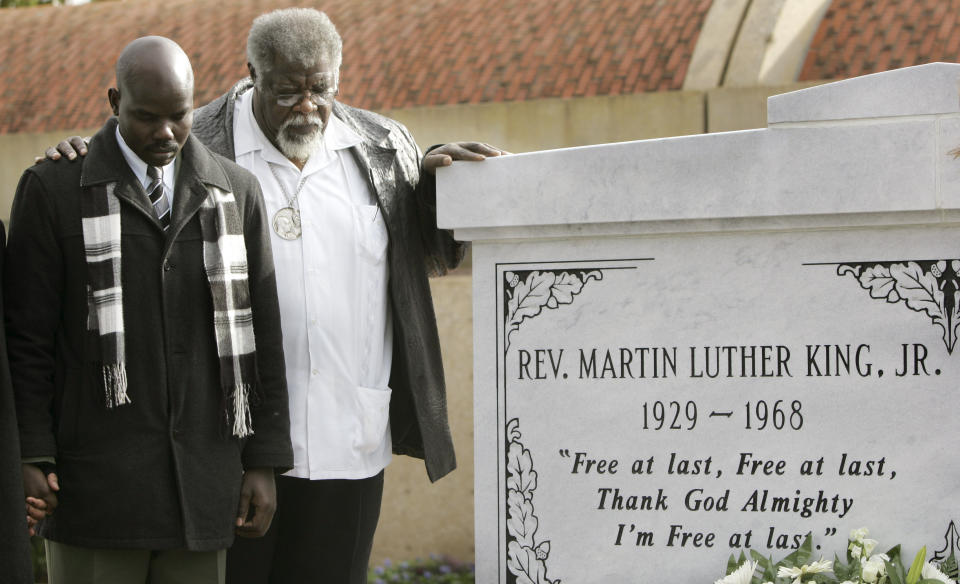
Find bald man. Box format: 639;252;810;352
5;36;291;584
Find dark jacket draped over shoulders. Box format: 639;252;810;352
193;79;464;481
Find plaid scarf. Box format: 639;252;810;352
81;181;258;438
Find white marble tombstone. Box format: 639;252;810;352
437;63;960;584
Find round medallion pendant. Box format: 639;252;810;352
272;207;302;240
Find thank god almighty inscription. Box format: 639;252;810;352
438;63;960;583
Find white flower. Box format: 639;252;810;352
848;528;878;560
861;555;888;583
777;559;833;584
860;563;880;583
922;562;955;584
715;560;757;584
850;542;862;560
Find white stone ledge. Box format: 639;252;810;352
439;64;960;241
768;62;960;124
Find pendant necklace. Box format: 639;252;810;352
268;163;307;240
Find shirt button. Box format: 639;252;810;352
163;260;173;272
312;369;319;376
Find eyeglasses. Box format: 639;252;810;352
273;87;338;108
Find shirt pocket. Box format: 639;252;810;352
354;204;388;264
353;385;392;454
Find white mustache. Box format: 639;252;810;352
281;113;323;130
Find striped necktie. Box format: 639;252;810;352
146;165;171;231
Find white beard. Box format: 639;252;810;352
276;113;324;161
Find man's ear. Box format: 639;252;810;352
107;88;120;116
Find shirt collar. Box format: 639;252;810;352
234;88;363;167
114;125;175;192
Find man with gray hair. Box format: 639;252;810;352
193;8;499;583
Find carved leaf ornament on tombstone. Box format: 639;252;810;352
502;269;606;583
932;521;960;577
505;418;558;584
504;270;603;351
837;260;960;353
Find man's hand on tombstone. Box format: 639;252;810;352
235;467;277;538
424;142;508;175
35;136;89;164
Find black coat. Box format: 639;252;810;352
4;119;292;551
0;221;33;582
193;80;464;481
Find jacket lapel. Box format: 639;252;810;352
355;142;398;212
169;134;233;237
80;118;158;224
334;103;399;215
113;179;156;222
80;121;233;241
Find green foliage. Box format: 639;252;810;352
754;535;817;583
1;0;50;7
833;552;861;583
369;555;475;584
718;531;957;584
906;547;927;584
885;544;907;584
941;552;959;581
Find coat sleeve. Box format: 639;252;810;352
0;219;36;584
4;170;64;460
396;123;466;277
235;171;293;471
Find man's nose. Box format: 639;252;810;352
293;94;317;113
154;122;175;140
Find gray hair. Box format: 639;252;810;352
247;8;343;81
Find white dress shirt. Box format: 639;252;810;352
115;126;176;205
233;90;393;479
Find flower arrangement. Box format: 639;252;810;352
368;555;475;584
716;528;958;584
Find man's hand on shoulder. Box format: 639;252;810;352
424;142;509;175
235;467;277;538
35;136;89;164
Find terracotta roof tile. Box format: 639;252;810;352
0;0;711;134
800;0;960;81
